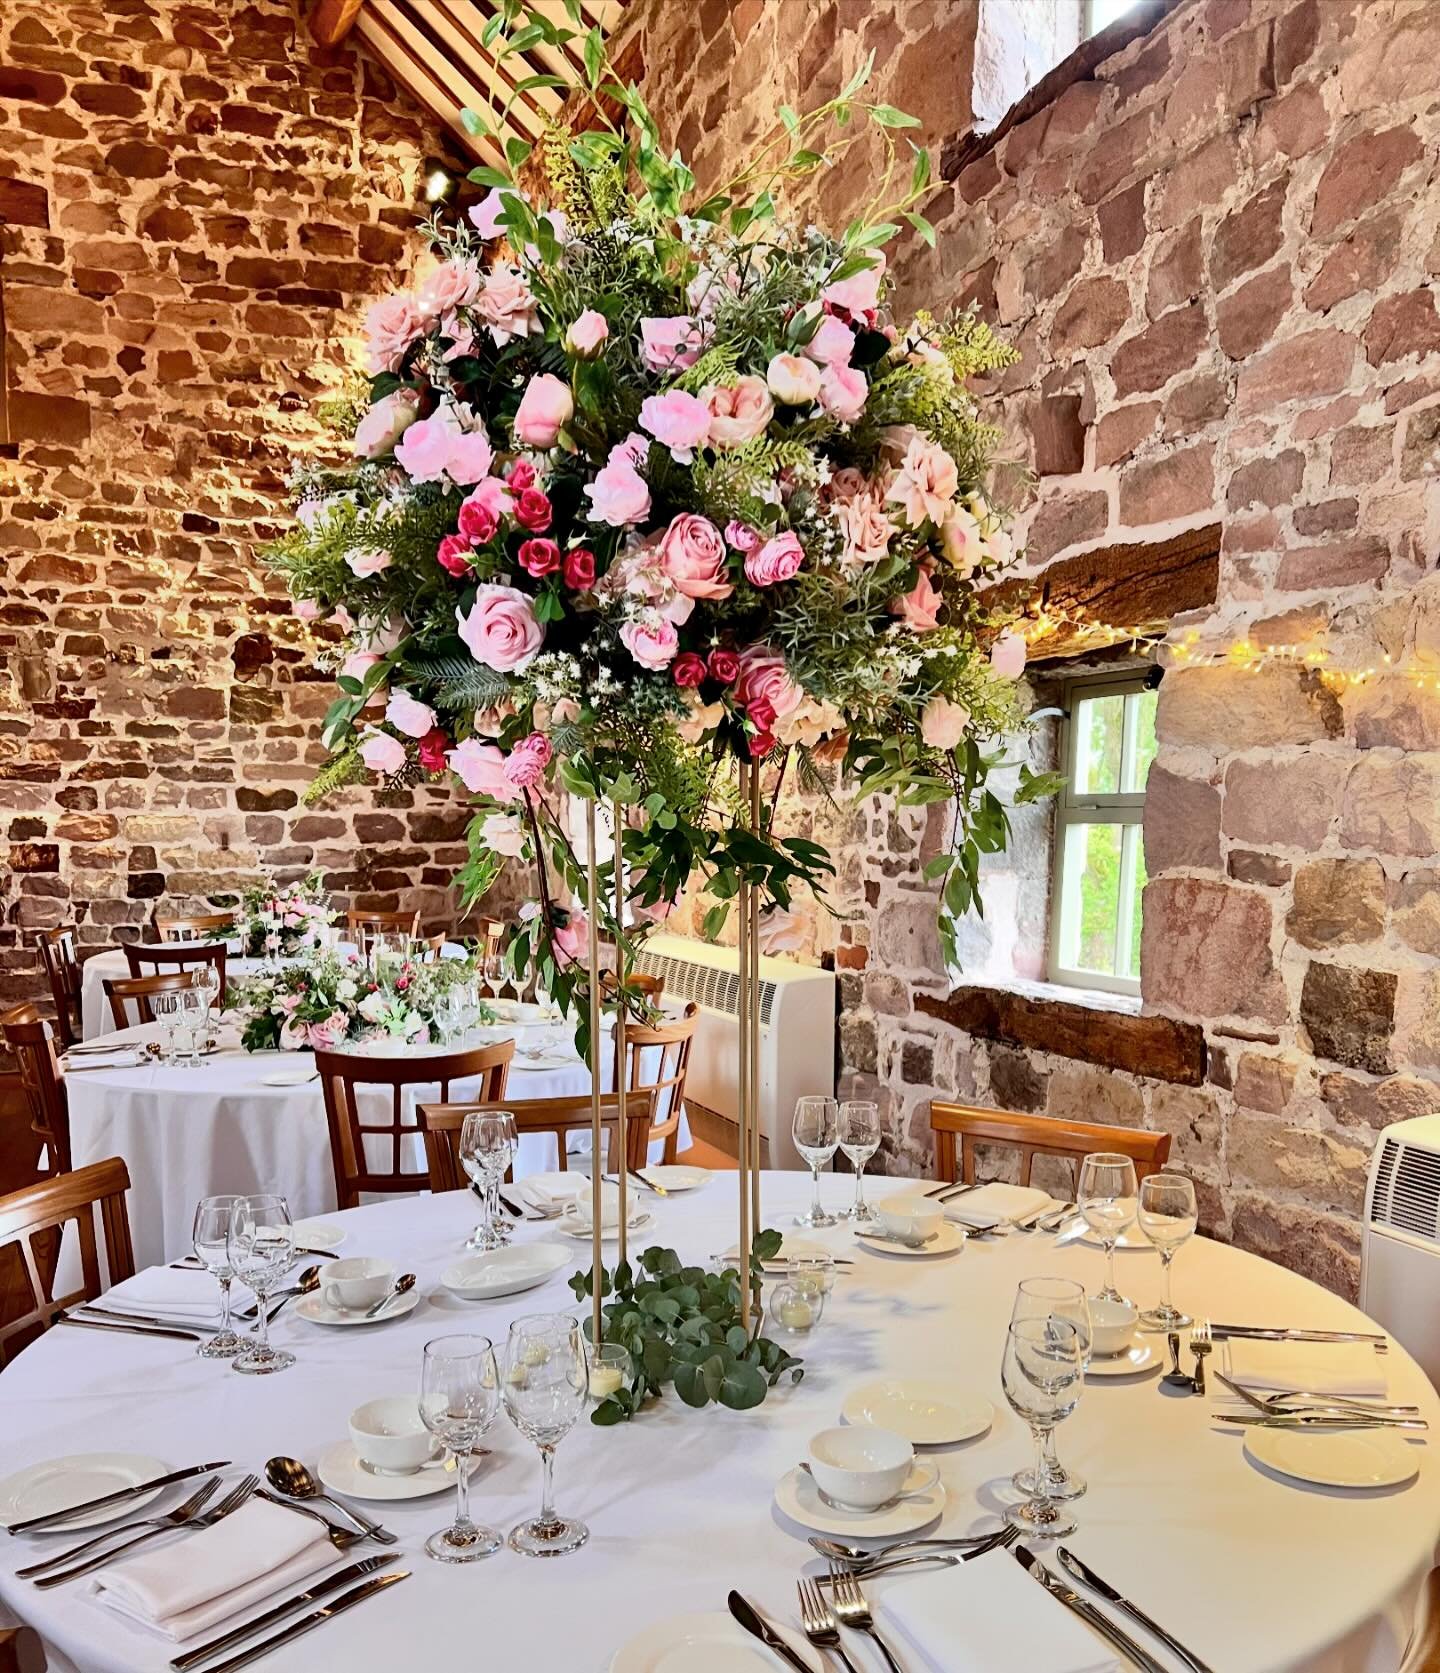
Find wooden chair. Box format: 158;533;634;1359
103;970;198;1031
621;1002;697;1166
347;907;421;937
315;1040;515;1208
0;1005;69;1177
154;912;236;941
34;925;83;1049
602;969;665;1002
0;1623;44;1673
122;940;227;1002
928;1102;1172;1191
418;1090;660;1191
415;932;448;964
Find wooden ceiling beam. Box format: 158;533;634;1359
355;2;507;168
310;0;366;48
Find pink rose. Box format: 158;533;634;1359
331;604;353;632
708;647;739;685
437;534;473;577
891;567;942;632
990;628;1028;678
887;434;959;527
766;352;822;406
360;729;407;774
822;250;885;319
514;373;574;448
659;514;732;600
563;546;596;589
804;314;855;366
920;695;971;749
446;428;495;486
518;537;561;578
464;476;514;533
724;520;760;553
468;185;524;240
585;455;651;526
745;530;805;587
353;388;419;458
386;689;436;739
292;597;320;621
827;467;867;503
515;731;552;767
394;414;456;484
362;291;422;374
619;616;679;670
552;908;587;966
633;892;676;924
565;309;609;357
639;314;705;371
310;1011;349;1050
841;493;894;567
513;488;552;532
449;738;519;801
346;547;392;577
819;363;867;422
507;459;537;491
457;490;499;546
341;650;382;684
457;583;544;672
475;262;540;345
702;376;774;448
416;257;481;319
639;389;712;463
504;747;547;790
735;646;803;720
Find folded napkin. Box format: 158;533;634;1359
90;1266;252;1328
61;1050;145;1073
876;1549;1119;1672
93;1499;336;1642
1222;1338;1388;1398
944;1182;1054;1228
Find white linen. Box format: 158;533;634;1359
876;1548;1119;1672
3;1178;1435;1673
92;1499;334;1641
88;1268;250;1328
944;1182;1054;1227
1222;1339;1390;1398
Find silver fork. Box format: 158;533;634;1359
16;1480;221;1579
824;1524;1020;1582
1191;1319;1212;1394
798;1577;864;1672
1214;1369;1420;1420
829;1566;904;1673
255;1488;370;1550
35;1475;258;1589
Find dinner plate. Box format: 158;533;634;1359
290;1219;345;1250
723;1236;831;1264
0;1453;168;1531
1243;1426;1420;1489
317;1442;479;1502
443;1244;574;1300
1085;1340;1158;1377
488;1000;563;1027
294;1289;421;1327
556;1211;654;1242
511;1054;576;1072
855;1222;966;1258
610;1611;812;1672
841;1380;994;1445
261;1066;319;1087
773;1464;946;1537
640;1166;710;1192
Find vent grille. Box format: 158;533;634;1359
634;948;777;1026
1371;1137;1440;1245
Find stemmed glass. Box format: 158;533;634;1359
483;948;506;998
1001;1314;1083;1538
1009;1277;1091;1503
151;991;180;1063
1078;1152;1138;1304
174;987;205;1067
191;1194;243;1359
502;1312;590;1557
226;1194;296;1375
1137;1172;1198;1330
792;1096;839;1228
193;962;221;1030
418;1334;502;1563
836;1100;881;1225
460;1110;517;1250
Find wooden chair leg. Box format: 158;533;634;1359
0;1623;46;1673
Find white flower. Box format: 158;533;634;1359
358;990;389;1023
336;977;357;1001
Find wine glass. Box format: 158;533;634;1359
1001;1314;1083;1538
418;1334;502;1562
1078;1152;1138;1304
1009;1277;1091;1502
192;962;221;1028
836;1100;881;1225
502;1312;590;1557
226;1194;296;1375
792;1096;839;1228
191;1194;243;1359
483;948;506;998
151;991;180;1063
460;1110;517;1250
1137;1172;1198;1330
174;986;205;1067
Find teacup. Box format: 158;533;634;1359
349;1396;440;1476
322;1257;394;1312
563;1187;623;1232
876;1195;943;1242
807;1425;939;1512
1089;1296;1139;1356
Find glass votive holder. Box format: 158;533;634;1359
587;1341;634;1403
770;1274;827;1337
785;1255;837;1295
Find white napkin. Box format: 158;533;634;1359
944;1183;1054;1228
876;1549;1120;1672
1222;1339;1388;1398
90;1267;252;1327
93;1499;335;1642
61;1050;145;1073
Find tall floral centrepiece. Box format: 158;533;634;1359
267;30;1055;1022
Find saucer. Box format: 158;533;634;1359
773;1464;945;1538
855;1223;966;1258
317;1441;480;1502
0;1453;168;1531
294;1289;421;1327
442;1244;573;1300
841;1380;994;1445
556;1211;653;1242
512;1054;576;1071
723;1236;830;1264
610;1612;812;1672
1085;1340;1157;1377
261;1066;320;1087
640;1166;710;1192
1243;1426;1419;1489
290;1219;345;1250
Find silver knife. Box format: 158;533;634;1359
728;1590;816;1673
72;1304;207;1332
6;1461;230;1535
1212;1411;1427;1431
1210;1324;1386;1344
1014;1549;1169;1673
57;1317;204;1344
1057;1546;1216;1673
201;1570;410;1673
170;1555;399;1670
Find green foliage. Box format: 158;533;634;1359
302;747;365;807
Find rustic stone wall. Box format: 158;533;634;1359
625;0;1440;1296
0;0;466;1007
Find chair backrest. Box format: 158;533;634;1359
415;932;448;964
34;926;83;1049
347;907;421;935
315;1040;515;1208
0;1157;134;1367
622;1002;698;1166
417;1090;660;1191
103;970;197;1032
0;1006;68;1177
122;940;227;1003
928;1101;1172;1191
602;969;665;1001
154;912;235;941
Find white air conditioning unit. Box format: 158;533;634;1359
1360;1113;1440;1392
633;933;836;1171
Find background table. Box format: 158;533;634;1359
2;1174;1435;1673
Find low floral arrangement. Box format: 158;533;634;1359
233;948;494;1053
210;872;336;960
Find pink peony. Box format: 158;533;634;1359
887;434;959;527
563;546;596;589
457;490;499;546
822;250;885;319
292;597;321;621
639;314;704;371
518;537;561;578
766;352;823;406
891;567;943;632
363;291;422;374
513;488;552;532
819;363;867;423
353;388;419;459
672;652;707;688
639;389;711;463
416;257;481;319
280;1016;309;1052
565;309;609;357
475;262;540;345
514;373;574;448
613;432;649;470
468;185;524;240
805;314;856;366
386;689;436;739
394;414;457;484
456;583;544;672
990;628;1028;678
745;530;805;587
446;428;495;486
359;729;407;774
920;695;971;749
735;646;803;720
840;493;894;566
504;747;547;790
585;455;651;526
619;616;679;670
659;514;732;600
449;738;519;801
346;547;392;577
703;376;774;448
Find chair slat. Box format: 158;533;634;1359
928;1101;1171;1191
418;1091;659;1191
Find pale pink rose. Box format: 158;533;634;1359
840;493;894;566
513;373;574;449
457;583;544;672
774;694;844;748
472;702;514;738
346;548;392;577
331;604;354;632
920;695;971;749
639;389;711;463
363;291;422;373
308;1011;348;1050
353;388;419;459
819;363;867;422
619;615;680;670
446;428;495;487
449;738;519;801
479;810;526;856
341;650;382;684
360;729;407;774
385;689;436;739
416;257;482;318
292;597;321;621
565;309;609;357
827;467;867;503
735;646;803;719
660;514;732;599
358;611;404;654
504;747;547;790
553;909;588;966
804;314;855;366
394;413;458;484
686;263;741;317
891;568;943;632
887;435;959;527
468;185;525;240
280;1017;309;1052
745;530;805;587
639;314;704;371
758;902;812;957
990;628;1028;678
766;352;822;406
475;262;541;345
584;456;651;526
822;250;885;318
440;313;475;362
939;502;983;573
551;696;581;725
278;991;303;1015
703;376;774;448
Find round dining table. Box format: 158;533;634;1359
0;1173;1434;1673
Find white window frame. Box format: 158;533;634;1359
1047;670;1154;997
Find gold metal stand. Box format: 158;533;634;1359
584;797;604;1346
735;762;764;1330
612;797;627;1271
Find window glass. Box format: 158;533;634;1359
1073;693;1124;795
1059;822;1122;975
1124;688;1158;793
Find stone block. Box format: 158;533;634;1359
1300;962;1396;1074
1148;1082;1222;1177
1216;265;1293;361
1026;490;1109;560
1142;877;1287;1024
1287;858;1385;949
1236;330;1356;414
1365;288;1440;368
1226;450;1303;511
1320;1072;1439;1132
1305;211;1404;313
1146;220;1202;319
1210;180;1286;292
1228;850;1291;886
1110;303;1208;397
1142;766;1221;873
874;900;943;975
1050;278;1131;356
1046;1062;1144;1128
1330;422;1395;485
1159;666;1334;749
1347;683;1440;752
1227;1112;1370;1216
1339;755;1440;858
1093;402;1160;466
1392;870;1440;957
1233;1051;1297;1113
987;1044;1047;1113
1275;536;1389;592
1098;182;1147;264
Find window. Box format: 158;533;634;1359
1084;0;1142;34
1048;670;1158;996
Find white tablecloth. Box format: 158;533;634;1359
2;1176;1435;1673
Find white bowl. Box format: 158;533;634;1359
348;1396;439;1476
1090;1296;1139;1356
876;1194;943;1241
807;1424;938;1511
442;1244;573;1300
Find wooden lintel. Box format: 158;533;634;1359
310;0;366;48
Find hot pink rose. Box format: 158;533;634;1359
507;459;537;491
708;647;739;685
475;262;540;345
639;389;711;463
346;547;392;577
449;738;519;801
891;567;942;632
804;313;855;366
360;729;407;774
292;597;321;621
394;414;456;484
585;456;651;526
990;628;1028;678
822;250;885;319
745;530;805;587
702;376;774;448
386;689;436;738
353;388;419;458
518;537;561;578
920;695;971;749
457;491;499;546
672;652;707;688
514;373;574;448
468;185;524;240
639;314;704;371
659;514;732;600
724;520;760;553
362;291;422;373
887;434;959;527
465;476;515;531
819;363;867;422
515;731;552;768
513;488;552;532
619;616;679;670
563;546;596;589
437;534;473;577
446;428;495;486
565;309;609;357
416;257;481;319
457;583;544;672
418;726;449;773
735;646;803;720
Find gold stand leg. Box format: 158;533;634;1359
748;767;761;1242
736;762;753;1333
612;798;627;1271
584;797;603;1347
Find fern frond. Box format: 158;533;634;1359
303;747;366;806
399;650;511;712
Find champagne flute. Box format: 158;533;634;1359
460;1110;516;1250
792;1096;839;1228
836;1099;881;1224
418;1334;501;1562
1078;1152;1138;1304
1136;1172;1198;1330
502;1312;589;1557
226;1194;296;1375
191;1194;243;1359
1001;1315;1083;1538
1009;1276;1091;1502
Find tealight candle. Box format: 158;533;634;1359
588;1364;625;1398
778;1298;815;1330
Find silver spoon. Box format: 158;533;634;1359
247;1266;320;1332
364;1272;416;1319
1162;1330;1197;1392
263;1457;395;1544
